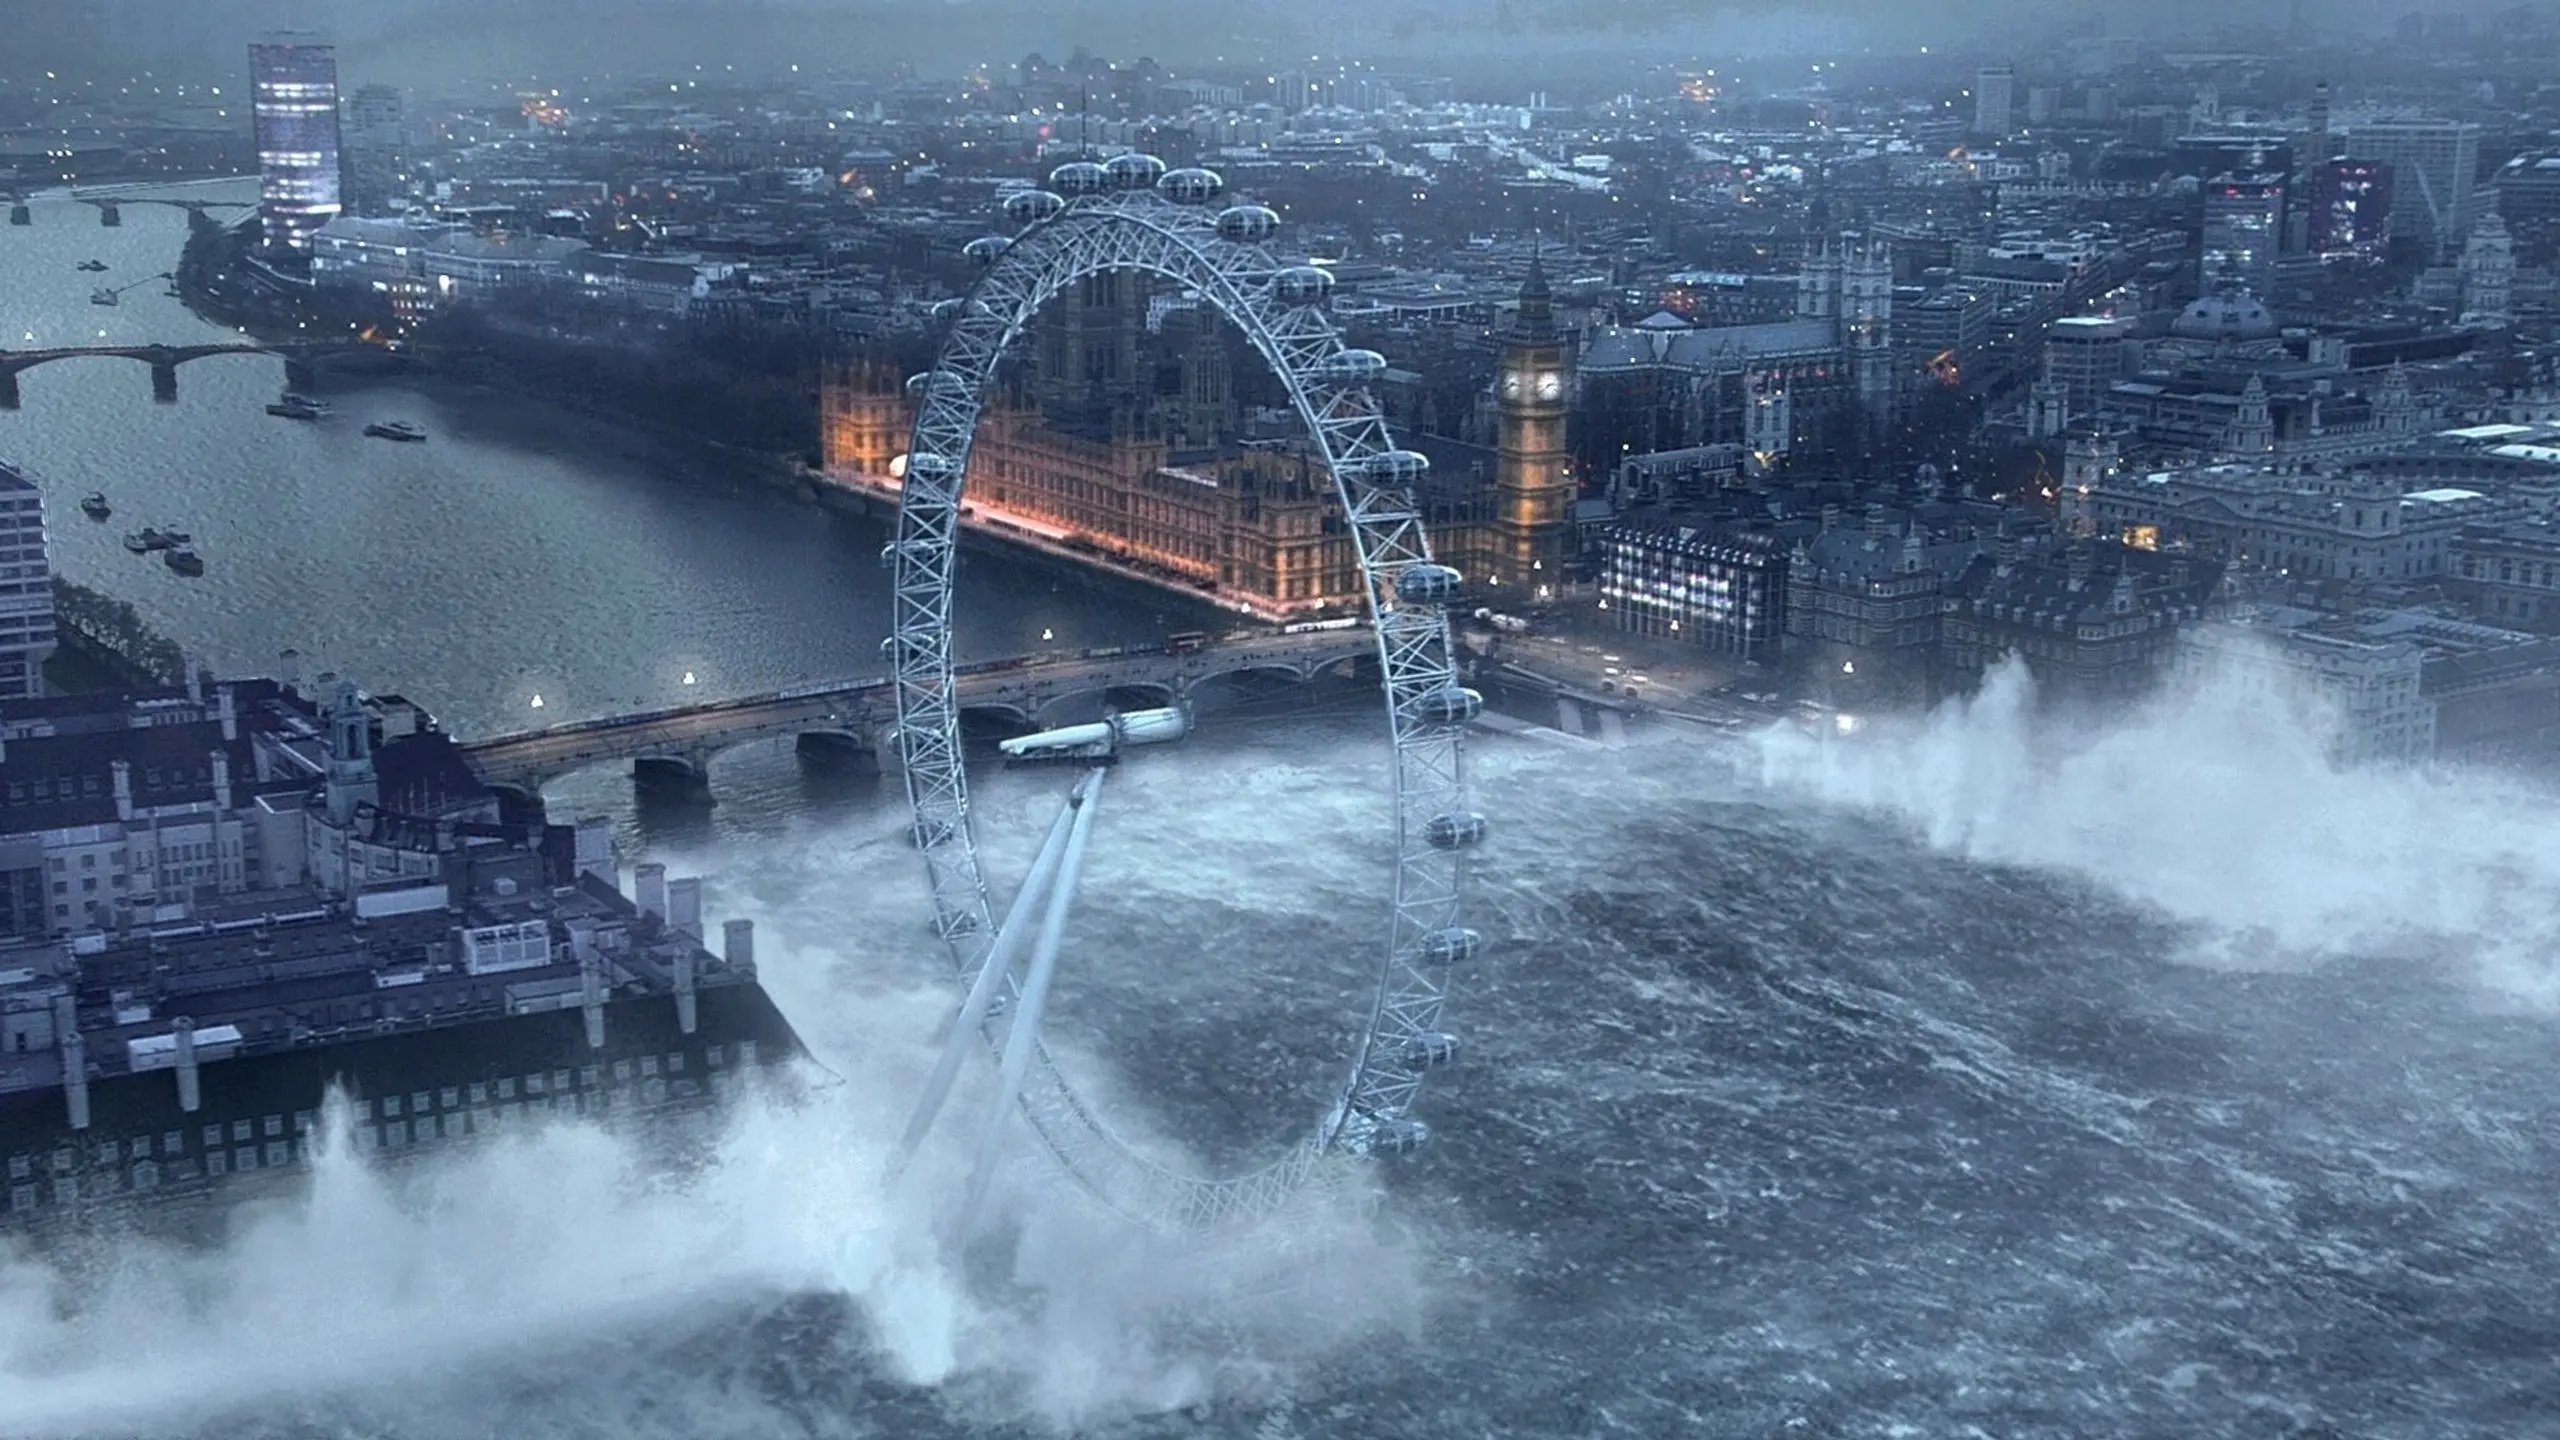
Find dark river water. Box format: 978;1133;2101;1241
0;184;1216;811
6;188;2560;1440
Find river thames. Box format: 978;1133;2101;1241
0;185;1222;840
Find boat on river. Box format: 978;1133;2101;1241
163;546;204;576
79;494;110;521
364;421;427;443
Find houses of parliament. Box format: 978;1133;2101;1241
821;265;1577;619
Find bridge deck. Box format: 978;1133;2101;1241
459;630;1374;788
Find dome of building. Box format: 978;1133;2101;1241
2170;290;2280;343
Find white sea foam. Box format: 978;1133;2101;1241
1751;649;2560;1002
0;911;1419;1439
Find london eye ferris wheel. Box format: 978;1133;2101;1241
884;152;1488;1233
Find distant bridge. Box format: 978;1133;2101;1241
0;341;366;408
67;182;258;227
1;184;258;228
71;196;256;227
459;628;1377;798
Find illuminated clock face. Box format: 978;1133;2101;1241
1500;369;1522;399
1535;371;1563;401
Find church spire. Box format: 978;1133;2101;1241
1514;238;1554;341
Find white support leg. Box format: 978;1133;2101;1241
959;767;1107;1232
886;773;1090;1184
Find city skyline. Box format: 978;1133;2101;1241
9;5;2560;1437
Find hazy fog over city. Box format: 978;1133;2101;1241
5;0;2560;1436
7;0;2523;83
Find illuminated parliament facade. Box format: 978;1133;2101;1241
822;266;1577;620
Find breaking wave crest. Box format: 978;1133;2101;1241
1752;649;2560;1002
0;949;1421;1440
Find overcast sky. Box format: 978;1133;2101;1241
0;0;2500;90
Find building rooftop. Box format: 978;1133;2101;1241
0;870;743;1101
1581;317;1838;372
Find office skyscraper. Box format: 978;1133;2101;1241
250;37;344;255
2306;80;2334;159
342;84;406;217
1974;62;2014;137
2203;172;2286;296
2341;117;2481;261
2307;159;2393;262
0;463;58;700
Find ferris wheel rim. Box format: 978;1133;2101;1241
887;177;1479;1232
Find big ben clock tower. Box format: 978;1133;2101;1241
1492;249;1575;593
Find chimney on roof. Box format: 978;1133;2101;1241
581;944;606;1051
667;876;702;939
56;993;88;1132
723;917;756;976
1864;504;1888;543
210;749;232;812
2068;543;2095;590
1996;530;2021;570
174;1016;201;1112
217;684;237;742
1821;503;1842;531
673;948;698;1036
111;759;133;822
185;659;203;706
635;862;668;924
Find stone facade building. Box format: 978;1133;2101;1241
1939;542;2223;702
815;264;1585;618
2178;618;2434;765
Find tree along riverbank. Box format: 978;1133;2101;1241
50;579;187;691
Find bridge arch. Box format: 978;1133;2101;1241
0;342;354;409
1029;680;1181;725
